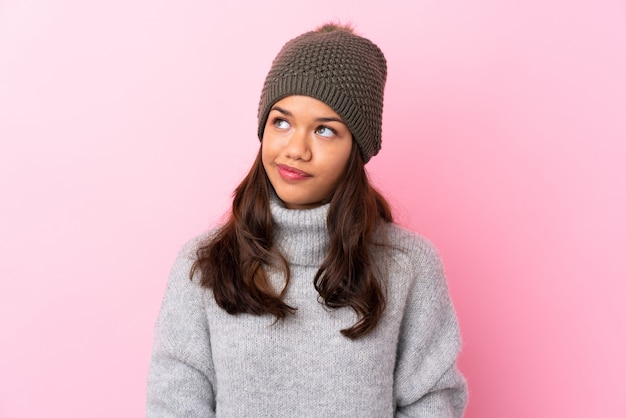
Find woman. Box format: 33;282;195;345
147;23;467;417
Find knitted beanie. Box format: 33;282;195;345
257;25;387;163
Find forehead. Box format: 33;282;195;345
272;95;342;118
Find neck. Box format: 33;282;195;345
270;196;330;267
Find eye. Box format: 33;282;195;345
315;126;336;138
272;118;290;130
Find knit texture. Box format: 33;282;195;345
257;28;387;163
147;199;467;417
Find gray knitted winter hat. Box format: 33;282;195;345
257;24;387;163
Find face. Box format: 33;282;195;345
262;95;353;209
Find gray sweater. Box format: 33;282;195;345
147;199;467;417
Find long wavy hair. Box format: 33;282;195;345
190;143;393;339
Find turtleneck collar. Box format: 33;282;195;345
270;194;330;267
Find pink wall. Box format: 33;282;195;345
1;0;625;416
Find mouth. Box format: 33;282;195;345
276;164;312;180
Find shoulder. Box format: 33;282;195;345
380;224;461;341
175;227;222;262
377;222;444;273
176;231;213;261
167;229;220;286
373;222;452;304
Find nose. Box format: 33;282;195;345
284;128;311;161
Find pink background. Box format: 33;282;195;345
1;0;625;416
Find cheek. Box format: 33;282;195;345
261;140;280;180
323;153;351;188
331;145;353;174
261;140;272;166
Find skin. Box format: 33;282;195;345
262;95;353;209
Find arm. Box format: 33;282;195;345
146;239;216;417
394;241;467;417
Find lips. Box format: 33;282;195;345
276;164;312;181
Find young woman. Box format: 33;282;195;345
147;23;467;417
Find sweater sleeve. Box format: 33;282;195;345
146;239;216;417
394;240;468;417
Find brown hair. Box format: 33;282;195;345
190;143;393;339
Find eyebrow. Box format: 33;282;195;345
270;106;346;125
